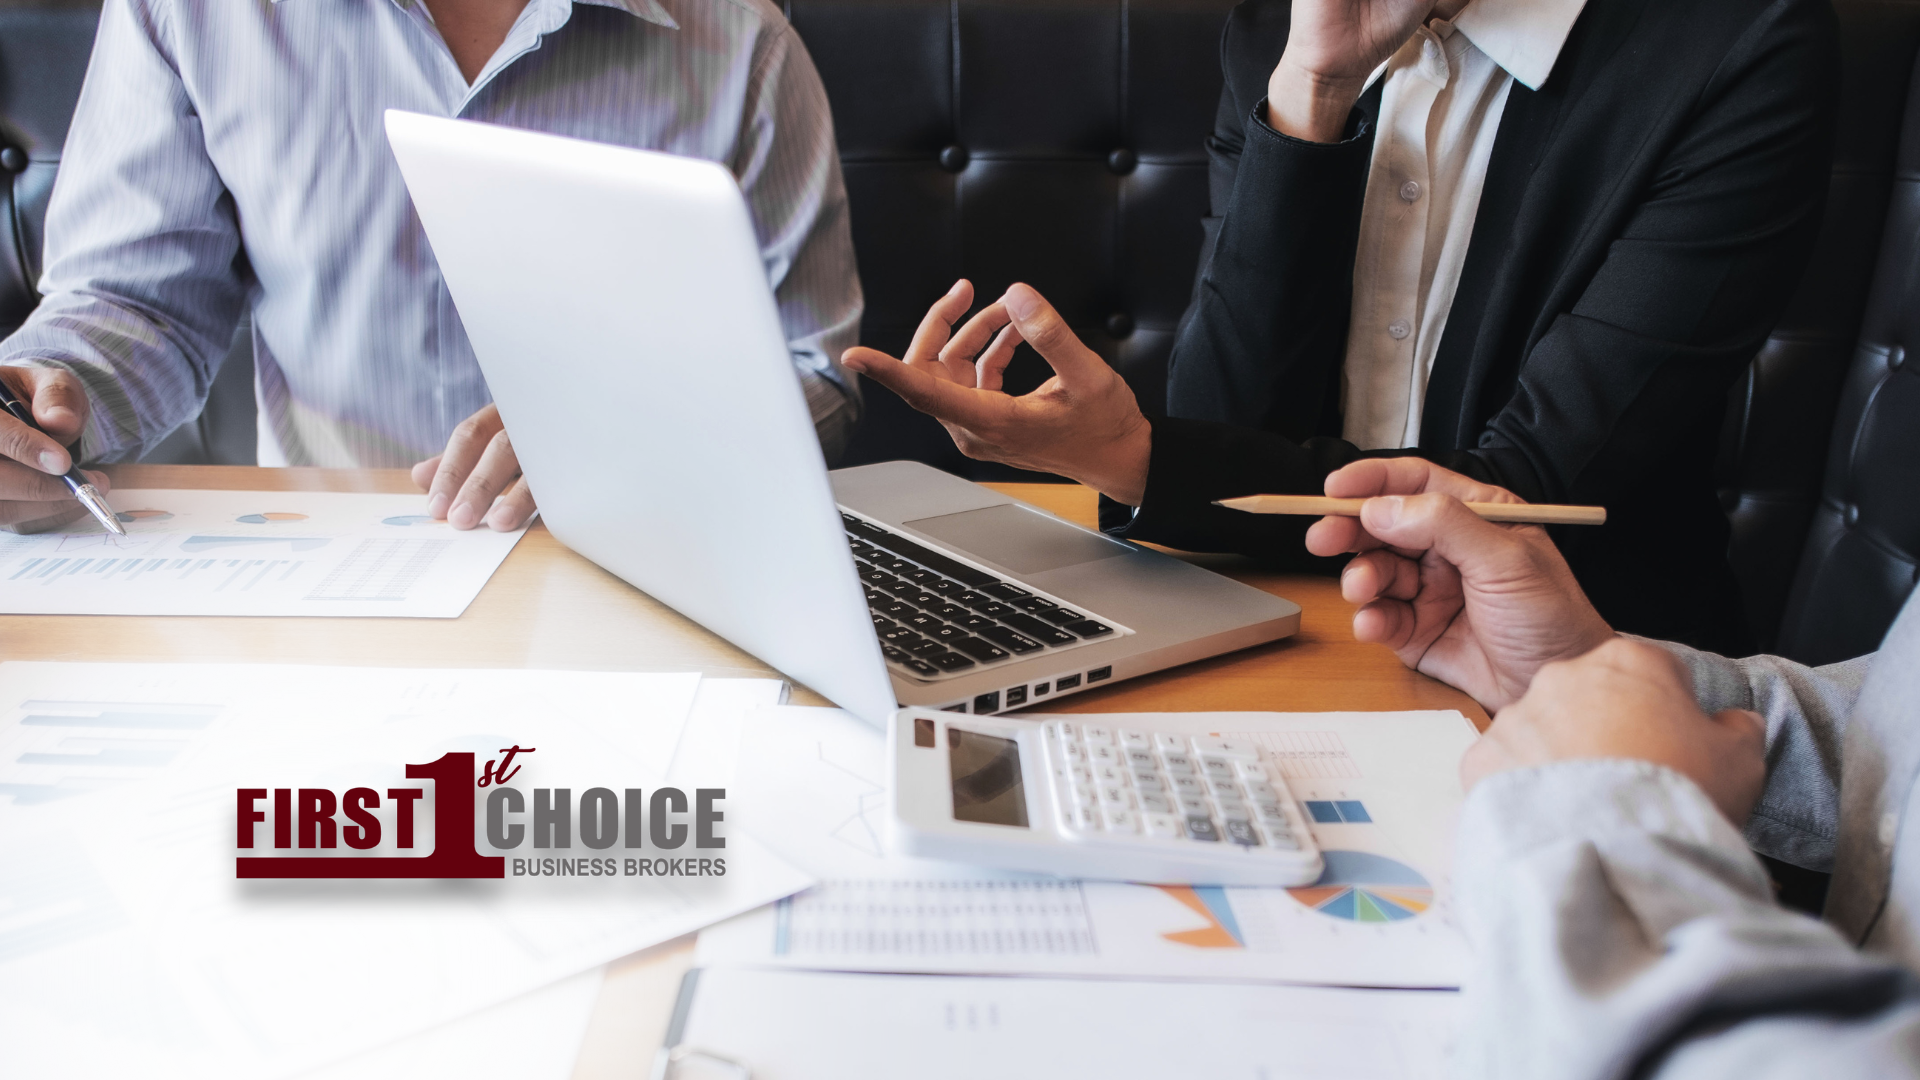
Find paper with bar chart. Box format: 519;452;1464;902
699;705;1481;987
0;489;526;617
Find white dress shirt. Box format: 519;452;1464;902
1340;0;1587;451
1;0;861;467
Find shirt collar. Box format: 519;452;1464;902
573;0;677;28
1450;0;1587;91
272;0;680;29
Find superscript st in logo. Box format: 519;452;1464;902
234;745;726;879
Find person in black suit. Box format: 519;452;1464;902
842;0;1839;655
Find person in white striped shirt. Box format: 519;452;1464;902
0;0;862;533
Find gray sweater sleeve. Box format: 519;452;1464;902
1644;636;1874;871
1452;760;1917;1080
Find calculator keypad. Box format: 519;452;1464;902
1044;721;1306;853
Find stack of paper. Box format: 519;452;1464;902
680;702;1483;1078
0;662;804;1079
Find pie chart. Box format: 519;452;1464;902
237;512;308;524
1287;850;1432;922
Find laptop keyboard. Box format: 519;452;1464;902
843;512;1121;681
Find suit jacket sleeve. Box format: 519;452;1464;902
1162;0;1372;441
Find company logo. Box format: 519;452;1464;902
234;745;725;879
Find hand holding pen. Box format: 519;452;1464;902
0;366;123;535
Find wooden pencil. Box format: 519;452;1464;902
1214;494;1606;526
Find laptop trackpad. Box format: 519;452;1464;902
903;504;1130;575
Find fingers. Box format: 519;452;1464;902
940;301;1009;381
0;368;88;477
484;474;536;531
1000;284;1111;387
1356;492;1533;571
1350;597;1417;650
941;303;1024;392
902;280;977;380
411;454;441;493
1323;457;1521;504
0;457;84;503
448;427;522;530
1340;549;1421;605
427;406;504;521
1309;457;1521;558
843;346;1011;432
1305;513;1376;557
23;367;89;445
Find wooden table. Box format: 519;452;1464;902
15;464;1487;1077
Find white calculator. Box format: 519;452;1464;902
889;708;1325;886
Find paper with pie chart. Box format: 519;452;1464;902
0;489;526;617
699;705;1480;988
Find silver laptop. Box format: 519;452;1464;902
384;111;1299;727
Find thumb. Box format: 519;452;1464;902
1001;284;1108;387
1359;492;1528;571
23;367;87;443
1712;707;1767;746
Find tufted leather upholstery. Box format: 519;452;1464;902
1772;4;1920;665
1717;0;1920;654
797;0;1239;478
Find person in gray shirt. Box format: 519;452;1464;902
0;0;859;535
1301;455;1914;1077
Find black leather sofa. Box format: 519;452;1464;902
1;0;1916;666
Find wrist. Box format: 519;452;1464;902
1079;415;1151;508
1265;60;1367;143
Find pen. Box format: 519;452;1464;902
1214;494;1607;527
0;379;125;536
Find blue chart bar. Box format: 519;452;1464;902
1333;800;1372;823
1305;799;1374;824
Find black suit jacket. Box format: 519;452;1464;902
1117;0;1839;654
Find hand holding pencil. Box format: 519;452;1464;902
1299;457;1617;712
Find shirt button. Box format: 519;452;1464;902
1387;320;1412;340
1881;812;1899;847
1399;180;1421;202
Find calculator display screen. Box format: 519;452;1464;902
948;728;1029;828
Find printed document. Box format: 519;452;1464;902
0;663;812;1079
699;704;1479;988
670;967;1461;1080
0;489;526;617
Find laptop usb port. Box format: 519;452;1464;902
1056;674;1082;691
973;691;1001;714
1088;666;1112;683
1006;685;1028;707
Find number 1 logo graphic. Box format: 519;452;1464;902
236;752;505;879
